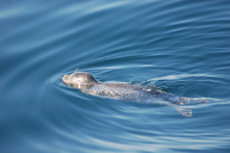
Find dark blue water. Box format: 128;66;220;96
1;0;230;152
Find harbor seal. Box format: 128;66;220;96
62;69;206;117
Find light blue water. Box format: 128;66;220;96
0;0;230;153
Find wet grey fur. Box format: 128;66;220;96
62;70;206;117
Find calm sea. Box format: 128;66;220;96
0;0;229;153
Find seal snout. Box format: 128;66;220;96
62;74;70;84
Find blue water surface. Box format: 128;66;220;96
0;0;230;153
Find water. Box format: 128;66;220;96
0;0;230;152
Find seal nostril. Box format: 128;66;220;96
62;75;69;84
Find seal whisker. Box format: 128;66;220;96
75;67;79;73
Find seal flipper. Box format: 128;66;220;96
179;97;209;105
173;105;192;117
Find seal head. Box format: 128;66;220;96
62;72;98;89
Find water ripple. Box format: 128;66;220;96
0;0;229;153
